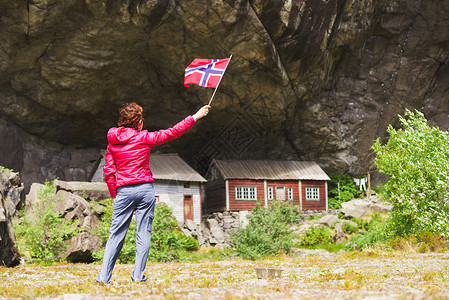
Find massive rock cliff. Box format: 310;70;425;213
1;0;448;186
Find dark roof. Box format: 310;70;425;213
150;154;206;182
210;159;330;181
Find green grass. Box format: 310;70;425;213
297;242;346;253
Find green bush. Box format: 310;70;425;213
300;226;332;246
372;109;449;238
14;180;78;262
328;174;362;209
0;166;13;173
342;223;358;234
93;200;198;263
344;218;388;251
232;200;302;260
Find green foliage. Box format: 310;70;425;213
232;200;302;260
0;166;13;173
300;226;332;246
14;180;78;261
328;174;362;209
372;109;449;237
344;217;388;251
93;200;198;263
181;235;200;251
342;223;358;234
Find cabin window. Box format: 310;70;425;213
305;187;320;201
288;187;293;200
236;186;257;200
184;182;190;188
267;187;273;200
276;186;285;200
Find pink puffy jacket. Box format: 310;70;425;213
104;116;195;198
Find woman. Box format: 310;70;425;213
96;102;210;284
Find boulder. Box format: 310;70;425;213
54;180;110;202
348;199;372;211
342;206;366;219
207;218;226;245
25;182;46;208
341;201;367;219
184;219;197;232
0;172;21;267
0;172;24;219
53;190;102;262
317;215;339;227
370;202;393;213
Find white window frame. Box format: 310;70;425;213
267;187;273;200
305;187;320;201
236;186;257;200
288;187;293;200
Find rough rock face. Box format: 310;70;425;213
24;180;108;263
0;171;23;267
1;1;448;185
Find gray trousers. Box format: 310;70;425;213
96;182;155;283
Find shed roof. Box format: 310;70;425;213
210;159;330;181
150;154;206;182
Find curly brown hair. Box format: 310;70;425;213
118;102;143;130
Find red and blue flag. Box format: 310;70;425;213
184;58;230;88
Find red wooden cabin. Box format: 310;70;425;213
205;159;330;214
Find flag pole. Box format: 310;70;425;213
208;54;232;106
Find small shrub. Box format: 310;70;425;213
418;232;447;252
232;200;302;260
300;226;332;246
181;235;199;251
344;219;387;251
385;232;447;253
342;223;358;234
387;235;418;251
14;180;79;262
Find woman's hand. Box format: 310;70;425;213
192;105;211;121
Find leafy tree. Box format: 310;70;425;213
372;109;449;237
232;200;301;260
14;181;78;261
328;174;362;209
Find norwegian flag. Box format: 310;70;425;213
184;58;230;88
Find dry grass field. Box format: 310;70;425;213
1;250;449;299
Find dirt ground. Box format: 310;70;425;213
1;250;449;299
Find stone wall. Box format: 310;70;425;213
181;211;250;249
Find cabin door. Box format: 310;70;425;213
183;194;193;221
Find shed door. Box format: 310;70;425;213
276;186;285;200
184;195;193;221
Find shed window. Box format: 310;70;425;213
305;187;320;201
236;186;257;200
267;187;273;200
288;187;293;200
